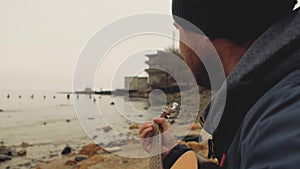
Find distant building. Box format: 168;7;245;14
138;77;148;91
124;76;148;92
84;87;93;92
123;50;189;95
145;50;188;89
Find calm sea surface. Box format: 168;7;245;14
0;90;153;158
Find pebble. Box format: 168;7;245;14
49;153;58;158
17;149;27;156
106;139;137;147
88;116;94;120
17;162;31;167
104;147;122;153
170;119;175;124
21;142;29;148
176;134;200;142
75;156;87;162
102;126;112;133
129;123;139;129
0;154;12;162
61;145;72;155
0;146;15;156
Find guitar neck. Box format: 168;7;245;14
149;123;162;169
149;102;178;169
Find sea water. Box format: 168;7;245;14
0;90;152;159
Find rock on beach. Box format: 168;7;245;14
61;145;72;155
79;144;104;157
102;126;112;133
0;143;29;164
129;123;140;130
0;154;11;162
190;122;201;130
75;156;87;162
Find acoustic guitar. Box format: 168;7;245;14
149;102;198;169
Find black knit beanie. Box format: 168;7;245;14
172;0;297;44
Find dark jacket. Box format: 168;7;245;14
164;8;300;169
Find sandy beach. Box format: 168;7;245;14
0;121;207;169
36;125;208;169
0;89;211;169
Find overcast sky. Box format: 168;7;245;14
1;1;299;91
1;0;172;91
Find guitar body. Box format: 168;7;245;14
171;151;198;169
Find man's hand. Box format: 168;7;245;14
138;118;175;159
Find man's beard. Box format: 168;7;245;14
194;63;211;90
180;42;213;90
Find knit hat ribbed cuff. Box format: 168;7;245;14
172;0;297;37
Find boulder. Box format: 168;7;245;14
79;144;104;157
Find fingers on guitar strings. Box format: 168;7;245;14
139;125;153;138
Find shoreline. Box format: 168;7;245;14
0;123;207;169
0;89;211;168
